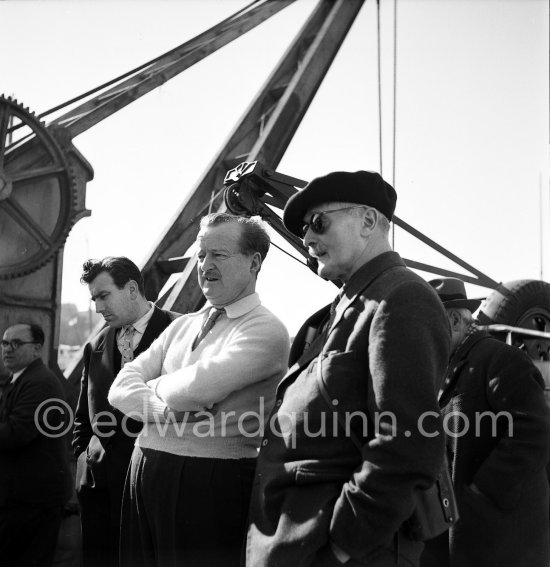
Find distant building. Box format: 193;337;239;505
59;303;101;347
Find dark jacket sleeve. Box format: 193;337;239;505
0;372;63;449
72;342;94;457
330;281;450;556
473;344;550;509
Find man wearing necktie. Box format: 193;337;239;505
73;256;179;567
108;213;290;567
247;171;451;567
0;322;69;567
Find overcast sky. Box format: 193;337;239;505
1;0;548;337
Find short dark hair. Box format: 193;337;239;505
10;323;45;346
80;256;145;296
199;213;270;262
28;323;45;346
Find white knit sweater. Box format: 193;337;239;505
108;293;290;459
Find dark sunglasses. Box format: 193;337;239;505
301;206;366;238
1;340;37;351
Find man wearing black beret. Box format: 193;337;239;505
247;170;451;566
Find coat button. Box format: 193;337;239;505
262;439;269;447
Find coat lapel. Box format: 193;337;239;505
281;253;407;390
134;306;168;357
0;377;16;414
0;359;42;413
438;331;491;405
103;328;117;372
89;328;117;401
438;359;468;406
326;251;406;339
279;323;328;391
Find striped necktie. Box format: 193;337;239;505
192;308;224;351
118;325;135;367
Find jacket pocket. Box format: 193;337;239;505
318;351;368;411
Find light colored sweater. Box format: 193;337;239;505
108;293;290;459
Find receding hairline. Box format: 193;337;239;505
5;323;32;336
4;323;44;345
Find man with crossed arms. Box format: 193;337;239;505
108;213;290;567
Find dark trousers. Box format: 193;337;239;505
419;531;449;567
0;504;63;567
120;447;256;567
313;533;424;567
77;484;121;567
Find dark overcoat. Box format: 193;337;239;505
72;306;178;520
422;330;550;567
247;251;451;567
0;357;69;507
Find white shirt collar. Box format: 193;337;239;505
122;302;155;335
204;292;261;319
10;368;26;384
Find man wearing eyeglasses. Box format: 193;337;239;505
0;323;69;567
247;171;451;567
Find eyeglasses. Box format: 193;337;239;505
0;340;37;351
301;206;366;238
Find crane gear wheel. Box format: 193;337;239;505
0;95;77;279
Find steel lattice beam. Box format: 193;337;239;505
48;0;295;138
144;0;365;312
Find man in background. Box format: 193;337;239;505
421;277;550;567
0;322;69;567
73;256;179;567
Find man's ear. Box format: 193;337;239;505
447;309;462;331
250;252;262;275
127;279;139;299
360;208;377;234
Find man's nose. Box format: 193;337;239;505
200;255;214;271
303;228;316;248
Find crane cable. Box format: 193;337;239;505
376;0;383;176
6;0;264;128
377;0;398;248
392;0;398;248
276;0;400;270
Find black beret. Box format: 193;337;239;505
283;170;397;237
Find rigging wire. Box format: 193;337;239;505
4;0;265;152
392;0;398;248
377;0;398;248
271;240;309;267
9;0;264;125
376;0;383;176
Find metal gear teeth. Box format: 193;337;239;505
0;96;78;280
